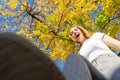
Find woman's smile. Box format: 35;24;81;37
76;33;80;39
70;28;80;40
70;26;87;45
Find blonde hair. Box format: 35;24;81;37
70;25;92;43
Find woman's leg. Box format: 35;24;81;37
63;54;92;80
0;32;65;80
63;54;106;80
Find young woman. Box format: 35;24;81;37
69;25;120;79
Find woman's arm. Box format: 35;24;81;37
102;34;120;51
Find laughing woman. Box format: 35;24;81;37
68;25;120;80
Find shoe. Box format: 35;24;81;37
0;32;66;80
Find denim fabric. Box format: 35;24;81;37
63;54;92;80
63;54;106;80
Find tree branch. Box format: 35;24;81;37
46;37;55;50
57;1;72;32
29;12;43;23
101;9;120;30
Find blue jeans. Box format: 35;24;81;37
63;54;106;80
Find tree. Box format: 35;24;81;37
0;0;120;62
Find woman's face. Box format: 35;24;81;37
70;27;87;45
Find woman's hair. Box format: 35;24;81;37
70;25;92;43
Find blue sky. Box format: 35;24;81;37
0;0;120;71
0;0;64;70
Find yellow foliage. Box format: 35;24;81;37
50;47;62;60
7;0;19;9
0;5;2;10
2;0;120;62
1;10;10;17
106;25;120;38
39;34;53;48
33;30;41;36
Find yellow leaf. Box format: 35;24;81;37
33;30;41;36
7;0;19;9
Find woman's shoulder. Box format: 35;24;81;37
91;32;105;40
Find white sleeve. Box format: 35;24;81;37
91;32;105;40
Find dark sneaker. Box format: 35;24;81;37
0;32;66;80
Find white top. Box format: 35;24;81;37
78;32;114;62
